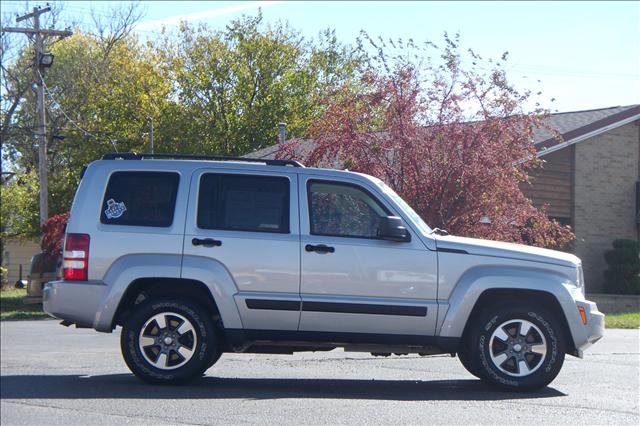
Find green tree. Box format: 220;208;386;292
1;9;361;239
0;171;39;239
2;5;167;237
155;12;361;155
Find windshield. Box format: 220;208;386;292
375;181;432;234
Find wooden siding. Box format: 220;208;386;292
2;238;40;284
522;146;574;220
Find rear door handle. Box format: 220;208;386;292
305;244;335;254
192;237;222;247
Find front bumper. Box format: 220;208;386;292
572;299;605;357
43;280;108;329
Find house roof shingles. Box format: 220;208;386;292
534;104;640;151
246;104;640;160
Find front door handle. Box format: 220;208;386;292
305;244;335;254
192;237;222;247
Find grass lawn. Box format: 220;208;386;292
0;288;50;321
605;312;640;329
1;287;639;328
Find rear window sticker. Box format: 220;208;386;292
104;199;127;219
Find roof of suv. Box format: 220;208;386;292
102;152;305;168
97;152;378;183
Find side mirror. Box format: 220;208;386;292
378;216;411;242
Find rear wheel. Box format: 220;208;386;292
467;303;566;391
120;297;218;385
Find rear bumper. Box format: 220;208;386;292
43;281;108;329
572;299;605;357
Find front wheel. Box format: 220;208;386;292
467;303;566;391
120;297;218;385
457;347;482;379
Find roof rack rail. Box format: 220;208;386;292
101;152;304;167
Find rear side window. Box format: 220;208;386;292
198;174;289;233
100;171;180;227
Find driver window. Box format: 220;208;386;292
308;181;389;238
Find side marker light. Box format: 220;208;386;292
578;306;587;325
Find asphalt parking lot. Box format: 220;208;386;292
1;320;638;425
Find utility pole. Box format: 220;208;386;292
278;122;286;145
147;116;154;154
2;6;72;226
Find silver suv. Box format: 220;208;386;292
44;153;604;391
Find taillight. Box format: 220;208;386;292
63;233;90;281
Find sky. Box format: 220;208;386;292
2;0;639;113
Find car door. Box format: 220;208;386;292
183;168;301;330
299;176;438;336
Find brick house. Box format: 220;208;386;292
523;104;639;293
250;104;640;293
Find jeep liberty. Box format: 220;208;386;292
43;153;604;391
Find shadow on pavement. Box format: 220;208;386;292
0;374;566;401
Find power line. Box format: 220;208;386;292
452;56;639;80
38;68;118;152
57;4;168;37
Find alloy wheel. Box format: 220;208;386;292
488;319;547;377
138;312;197;370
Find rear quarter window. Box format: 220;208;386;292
197;173;290;233
100;171;180;227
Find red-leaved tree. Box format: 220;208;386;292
278;34;573;248
41;212;70;260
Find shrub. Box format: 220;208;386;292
603;239;640;295
0;266;7;287
41;212;70;261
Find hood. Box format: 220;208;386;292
435;235;580;268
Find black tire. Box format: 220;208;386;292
207;350;223;368
457;347;482;379
120;297;218;385
466;303;566;392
